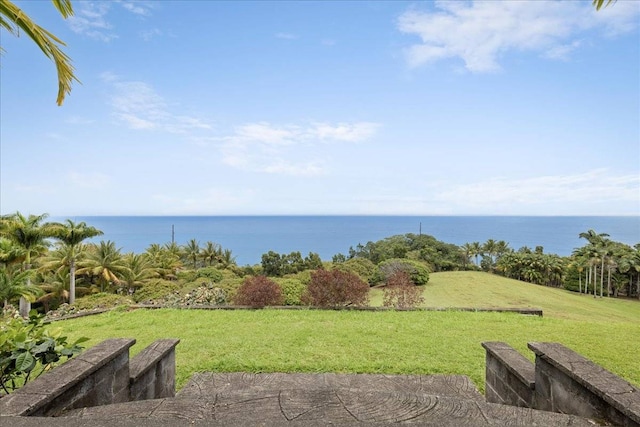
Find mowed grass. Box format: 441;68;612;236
58;272;640;393
371;271;640;322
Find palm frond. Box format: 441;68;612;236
592;0;616;10
0;0;79;105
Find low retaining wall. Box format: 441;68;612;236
483;341;640;427
132;304;543;315
0;338;179;417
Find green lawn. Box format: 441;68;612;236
57;272;640;393
372;271;640;323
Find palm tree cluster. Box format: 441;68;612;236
568;230;640;298
458;232;640;298
0;212;237;315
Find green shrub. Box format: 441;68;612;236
176;270;197;282
334;258;377;285
195;267;224;282
276;278;306;306
302;269;369;307
233;276;284;308
376;258;430;286
132;279;185;303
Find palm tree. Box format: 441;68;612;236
51;220;103;304
183;239;200;269
38;270;74;312
0;0;78;105
579;230;610;298
0;237;24;267
459;243;473;269
0;266;40;308
201;241;221;267
483;239;497;271
120;253;157;295
0;212;58;316
77;241;126;293
220;248;237;268
470;242;483;267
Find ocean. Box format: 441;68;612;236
53;216;640;266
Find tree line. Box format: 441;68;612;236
1;212;639;318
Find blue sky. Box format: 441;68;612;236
1;0;639;216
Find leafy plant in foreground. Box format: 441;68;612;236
0;310;88;394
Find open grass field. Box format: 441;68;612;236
58;272;640;393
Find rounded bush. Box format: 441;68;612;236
233;275;284;308
302;269;369;307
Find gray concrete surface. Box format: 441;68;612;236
10;373;594;426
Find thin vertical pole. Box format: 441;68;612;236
172;224;175;244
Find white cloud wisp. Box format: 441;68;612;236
398;0;640;72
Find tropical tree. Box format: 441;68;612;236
0;212;58;316
460;243;473;269
77;241;126;293
483;239;497;271
470;242;483;266
578;230;610;298
37;270;73;312
119;253;157;295
0;237;24;267
0;266;40;308
52;220;103;304
183;239;200;269
0;0;78;105
201;241;221;267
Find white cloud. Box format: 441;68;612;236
67;1;155;41
101;74;213;133
310;122;380;142
67;2;116;42
119;0;154;16
140;28;162;41
434;169;640;214
398;0;640;72
217;121;380;176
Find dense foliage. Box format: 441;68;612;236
233;275;284;308
0;310;87;394
302;269;369;307
382;271;425;309
1;211;638;316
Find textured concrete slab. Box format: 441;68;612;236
177;372;485;402
3;373;598;426
60;389;594;425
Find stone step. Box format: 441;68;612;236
177;372;485;402
61;388;596;426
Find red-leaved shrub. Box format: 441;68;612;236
233;275;284;308
382;271;425;309
302;269;369;307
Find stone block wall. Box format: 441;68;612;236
529;342;639;427
129;339;179;401
0;338;179;417
483;341;640;427
482;341;535;407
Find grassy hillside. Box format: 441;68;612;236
57;272;640;393
371;271;640;323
